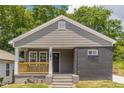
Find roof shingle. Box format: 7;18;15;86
0;49;14;61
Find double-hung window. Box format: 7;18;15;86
39;52;47;62
29;51;37;62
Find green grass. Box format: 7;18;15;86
75;80;124;88
1;83;48;88
113;61;124;76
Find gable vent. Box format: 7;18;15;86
58;21;66;29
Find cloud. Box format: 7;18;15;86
67;5;94;13
67;5;82;13
103;5;124;31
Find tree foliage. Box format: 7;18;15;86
0;6;34;52
67;6;122;39
32;5;68;25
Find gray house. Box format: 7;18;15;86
9;15;115;85
0;49;14;84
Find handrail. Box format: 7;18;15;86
19;62;48;64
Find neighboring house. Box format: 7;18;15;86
0;49;14;84
9;15;116;84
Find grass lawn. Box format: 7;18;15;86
75;80;124;88
113;61;124;76
1;83;48;88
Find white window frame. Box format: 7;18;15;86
39;51;47;62
58;21;66;29
29;51;37;62
87;49;98;56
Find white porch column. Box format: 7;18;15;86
15;47;19;75
49;47;53;74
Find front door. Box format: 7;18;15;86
53;53;60;73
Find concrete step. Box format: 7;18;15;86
52;85;73;88
53;74;72;76
52;82;73;85
52;78;72;82
51;74;74;88
53;76;72;79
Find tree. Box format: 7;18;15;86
113;32;124;60
32;5;68;26
67;6;122;39
0;6;34;52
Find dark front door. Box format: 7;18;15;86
53;53;59;73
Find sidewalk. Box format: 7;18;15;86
113;74;124;84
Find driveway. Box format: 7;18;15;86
113;74;124;84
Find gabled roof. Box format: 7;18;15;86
0;49;14;61
9;15;116;45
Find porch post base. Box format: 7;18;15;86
45;74;53;84
72;74;79;83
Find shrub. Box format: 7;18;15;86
0;77;4;86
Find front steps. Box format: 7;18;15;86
50;74;74;88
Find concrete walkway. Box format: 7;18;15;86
113;74;124;84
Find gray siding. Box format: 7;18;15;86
65;20;112;46
15;22;58;47
14;20;112;48
75;47;112;80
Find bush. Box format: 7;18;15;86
0;77;3;86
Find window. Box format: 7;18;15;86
58;21;66;29
39;52;47;62
6;64;10;76
87;49;98;56
29;51;37;62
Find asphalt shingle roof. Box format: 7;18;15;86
0;49;14;61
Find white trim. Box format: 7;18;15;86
49;47;53;74
39;51;47;62
87;49;98;56
15;47;19;75
52;52;61;73
29;51;37;62
9;15;116;45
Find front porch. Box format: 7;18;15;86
15;47;74;75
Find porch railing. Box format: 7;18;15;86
19;62;49;74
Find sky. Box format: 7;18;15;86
67;5;124;31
